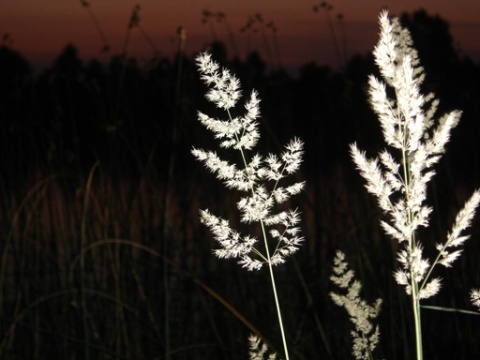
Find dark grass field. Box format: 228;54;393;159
0;10;480;359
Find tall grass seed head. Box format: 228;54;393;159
330;251;382;360
351;10;480;298
193;52;305;270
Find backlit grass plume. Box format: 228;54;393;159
350;10;480;360
248;334;278;360
192;53;304;271
471;289;480;311
192;52;305;360
330;251;382;360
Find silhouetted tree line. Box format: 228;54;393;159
0;9;479;186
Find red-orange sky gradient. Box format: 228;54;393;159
1;0;480;70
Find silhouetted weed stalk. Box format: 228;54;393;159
347;10;480;360
192;53;305;359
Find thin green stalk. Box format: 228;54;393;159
420;239;454;294
411;292;423;360
421;305;480;316
401;138;423;360
260;220;289;360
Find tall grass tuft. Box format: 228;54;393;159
192;52;305;359
350;10;480;360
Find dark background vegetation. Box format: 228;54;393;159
0;9;479;359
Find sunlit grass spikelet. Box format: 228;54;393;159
248;334;278;360
330;251;382;360
351;9;480;301
470;289;480;311
192;52;305;271
350;10;480;359
193;52;305;360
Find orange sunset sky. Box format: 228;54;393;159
1;0;480;69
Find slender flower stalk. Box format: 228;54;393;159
192;52;305;360
351;10;480;360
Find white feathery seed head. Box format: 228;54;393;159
330;251;382;360
470;289;480;311
248;334;278;360
352;11;480;299
193;52;305;270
